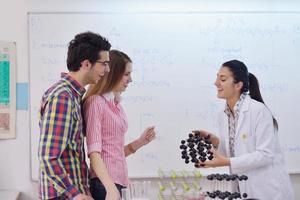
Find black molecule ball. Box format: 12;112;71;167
180;131;214;166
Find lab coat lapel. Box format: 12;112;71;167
222;112;231;156
236;96;250;138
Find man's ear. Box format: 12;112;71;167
81;59;91;71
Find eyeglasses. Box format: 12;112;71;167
95;60;110;66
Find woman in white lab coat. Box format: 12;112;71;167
195;60;294;200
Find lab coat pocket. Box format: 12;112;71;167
236;131;254;154
240;132;248;142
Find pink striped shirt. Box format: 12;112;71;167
83;92;129;186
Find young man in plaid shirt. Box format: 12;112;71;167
38;31;111;200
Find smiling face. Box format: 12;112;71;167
113;62;132;92
214;66;243;102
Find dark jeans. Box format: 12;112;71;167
90;177;125;200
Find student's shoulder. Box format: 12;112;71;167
43;80;73;101
249;98;266;111
84;95;105;105
249;98;271;117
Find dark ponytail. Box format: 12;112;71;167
222;60;278;130
248;73;278;130
248;73;264;103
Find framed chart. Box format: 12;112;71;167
0;41;16;139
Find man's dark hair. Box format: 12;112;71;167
67;31;111;71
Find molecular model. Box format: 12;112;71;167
180;132;214;167
206;173;248;199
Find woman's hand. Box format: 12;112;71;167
195;149;230;168
125;126;156;156
139;126;156;146
74;194;94;200
192;130;220;149
105;184;121;200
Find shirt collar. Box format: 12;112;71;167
103;92;115;101
61;73;86;97
224;93;247;116
102;92;122;104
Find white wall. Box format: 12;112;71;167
0;0;300;199
0;0;37;200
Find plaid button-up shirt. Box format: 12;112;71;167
38;73;89;199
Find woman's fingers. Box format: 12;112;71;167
146;130;156;141
146;126;155;132
192;130;211;138
141;126;156;144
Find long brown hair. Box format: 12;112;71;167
84;49;132;100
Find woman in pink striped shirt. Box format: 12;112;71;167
83;50;156;200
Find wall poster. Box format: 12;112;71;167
0;41;16;139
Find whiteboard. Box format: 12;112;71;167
29;12;300;180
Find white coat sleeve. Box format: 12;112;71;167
230;107;275;174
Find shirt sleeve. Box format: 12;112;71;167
39;93;80;198
230;106;275;174
83;96;103;156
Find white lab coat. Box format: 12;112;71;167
217;95;294;200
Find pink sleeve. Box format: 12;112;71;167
83;96;103;156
